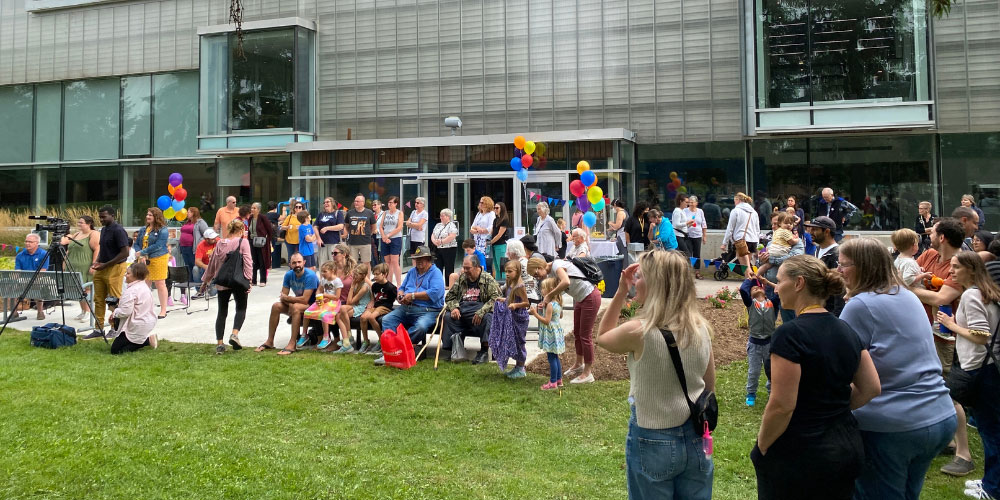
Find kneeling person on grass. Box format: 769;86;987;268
110;262;158;354
258;253;318;354
442;254;501;363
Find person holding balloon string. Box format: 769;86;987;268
134;207;171;319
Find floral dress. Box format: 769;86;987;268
489;283;529;369
537;302;566;354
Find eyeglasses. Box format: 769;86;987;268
837;262;855;270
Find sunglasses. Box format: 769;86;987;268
332;251;340;255
295;205;304;209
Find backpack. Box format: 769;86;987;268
569;256;603;285
213;248;250;292
31;323;77;349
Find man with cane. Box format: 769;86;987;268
83;205;130;340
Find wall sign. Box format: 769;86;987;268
26;0;133;12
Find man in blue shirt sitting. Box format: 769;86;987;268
375;245;444;365
9;233;49;321
258;253;318;354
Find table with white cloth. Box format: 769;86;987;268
565;239;620;259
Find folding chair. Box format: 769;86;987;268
167;266;210;315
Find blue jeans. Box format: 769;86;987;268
180;246;195;277
380;305;440;345
626;407;713;500
976;366;1000;499
746;340;771;395
285;243;298;266
854;414;957;500
546;352;562;383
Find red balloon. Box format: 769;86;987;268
570;180;586;198
521;155;534;168
173;188;188;202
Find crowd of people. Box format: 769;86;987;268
6;186;1000;500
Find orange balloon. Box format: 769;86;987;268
167;184;176;196
514;136;527;150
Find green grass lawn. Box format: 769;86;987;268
0;332;981;499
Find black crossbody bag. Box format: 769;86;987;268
947;312;1000;408
660;329;718;433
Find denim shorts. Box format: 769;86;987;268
381;237;403;256
302;254;316;268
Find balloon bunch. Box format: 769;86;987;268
510;135;547;182
666;171;687;199
569;161;606;228
156;172;188;222
367;178;387;200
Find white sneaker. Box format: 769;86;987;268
74;312;88;322
967;480;984;489
965;483;994;499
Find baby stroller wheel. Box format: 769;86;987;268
714;269;728;281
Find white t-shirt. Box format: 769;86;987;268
552;259;594;302
894;255;923;288
409;210;428;243
317;277;343;297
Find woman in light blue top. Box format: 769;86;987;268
838;238;956;500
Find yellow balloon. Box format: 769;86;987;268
524;141;536;155
669;171;678;180
175;209;188;221
164;208;176;219
576;161;590;174
587;186;604;204
677;186;687;194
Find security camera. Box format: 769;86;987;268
444;116;462;135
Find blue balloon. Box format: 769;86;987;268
172;199;186;211
516;168;529;182
510;157;522;171
580;170;596;187
582;212;597;227
157;195;171;211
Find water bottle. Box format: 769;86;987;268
939;304;953;335
702;421;713;458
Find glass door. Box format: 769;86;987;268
519;173;569;237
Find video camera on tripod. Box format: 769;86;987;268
28;215;72;264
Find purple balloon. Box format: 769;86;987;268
576;195;591;212
169;173;183;187
514;149;523;158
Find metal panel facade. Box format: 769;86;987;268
1;0;997;143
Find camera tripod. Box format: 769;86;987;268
0;237;102;342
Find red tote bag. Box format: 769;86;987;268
380;324;417;370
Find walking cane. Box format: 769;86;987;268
415;309;446;369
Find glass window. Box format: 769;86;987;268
333;150;374;175
34;84;62;163
376;148;419;174
36;166;60;209
0;167;33;210
122;76;152;157
750;135;934;231
941;133;1000;225
218;157;251;205
122;163;154;226
200;35;229;136
0;86;34;163
63;164;120;211
295;28;316;133
153;72;199;157
231;30;295;131
252;156;290;207
756;0;929;108
637;142;747;229
63;79;120;161
470;144;518;173
419;146;466;173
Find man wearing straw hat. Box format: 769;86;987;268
374;245;444;366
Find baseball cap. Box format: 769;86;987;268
803;216;836;231
410;245;433;259
203;229;219;239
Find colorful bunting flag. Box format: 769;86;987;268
727;263;735;272
689;257;698;267
405;201;411;208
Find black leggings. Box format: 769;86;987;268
111;334;149;354
216;288;248;341
687;236;703;269
674;233;692;257
250;246;267;284
435;247;457;278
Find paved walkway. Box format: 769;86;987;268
7;268;738;360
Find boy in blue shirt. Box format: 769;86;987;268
296;211;317;270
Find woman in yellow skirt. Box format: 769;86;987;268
134;208;171;319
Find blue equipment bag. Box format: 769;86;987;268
30;323;77;349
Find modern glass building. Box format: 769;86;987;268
1;0;997;234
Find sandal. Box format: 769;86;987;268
254;344;275;353
277;349;295;356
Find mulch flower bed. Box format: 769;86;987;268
526;300;749;381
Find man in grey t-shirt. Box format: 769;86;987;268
346;194;375;265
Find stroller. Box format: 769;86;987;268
709;242;760;281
